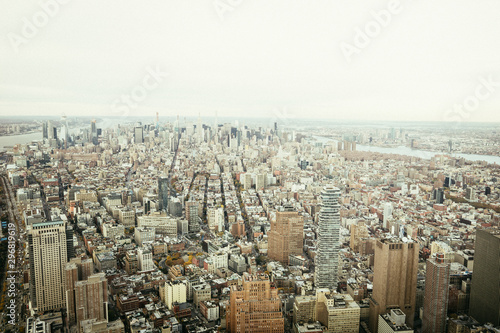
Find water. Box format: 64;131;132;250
0;127;83;152
314;136;500;164
0;132;42;151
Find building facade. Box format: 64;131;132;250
315;185;341;289
422;253;450;333
469;229;500;326
28;221;68;312
268;207;304;265
227;273;284;332
369;238;419;332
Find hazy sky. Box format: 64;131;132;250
1;0;500;122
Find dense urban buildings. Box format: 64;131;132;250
1;116;500;332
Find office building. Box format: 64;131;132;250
42;121;48;139
134;126;143;144
469;229;500;326
186;200;200;233
268;206;303;264
158;176;169;211
28;221;68;312
315;185;341;290
90;120;98;145
66;257;94;324
422;253;450;333
369;238;419;332
75;273;108;332
227;273;284;332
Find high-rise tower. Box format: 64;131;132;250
28;220;68;312
268;206;303;265
227;273;284;332
422;253;450;333
315;185;341;289
90;119;98;145
369;238;418;332
158;176;169;211
469;229;500;326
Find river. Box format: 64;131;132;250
313;136;500;165
0;127;84;152
0;132;43;151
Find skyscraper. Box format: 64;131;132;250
74;273;108;331
186;200;200;233
315;185;341;289
42;121;48;139
469;229;500;326
90;119;98;145
369;238;418;332
227;273;284;332
158;176;169;211
268;206;303;265
134;126;144;144
28;220;68;312
66;257;94;324
422;253;450;333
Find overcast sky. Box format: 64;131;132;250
1;0;500;122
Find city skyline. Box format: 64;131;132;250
1;1;500;332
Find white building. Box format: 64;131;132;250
102;223;125;240
137;213;177;237
161;280;187;309
134;227;155;246
137;248;154;272
207;207;224;232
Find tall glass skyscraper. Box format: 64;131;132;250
158;176;169;211
314;185;340;290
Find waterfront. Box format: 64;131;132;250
0;132;42;151
313;136;500;165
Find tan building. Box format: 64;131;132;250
227;273;284;333
118;207;135;227
28;220;68;312
369;238;419;332
316;290;360;333
66;257;94;324
124;250;138;275
293;295;316;324
422;253;450;333
268;208;303;264
193;283;211;308
350;223;369;253
80;319;125;333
